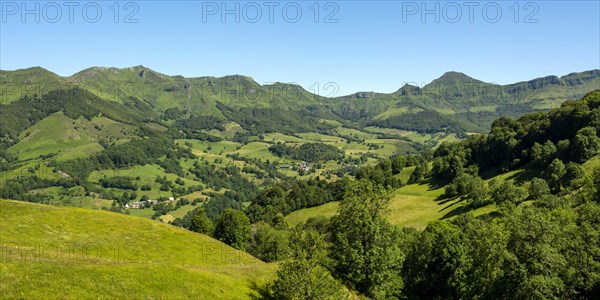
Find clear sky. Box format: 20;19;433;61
1;0;599;96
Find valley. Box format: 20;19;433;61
1;67;599;299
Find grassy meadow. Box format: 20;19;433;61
0;200;276;299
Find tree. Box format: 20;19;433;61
391;155;406;175
189;209;214;236
562;162;586;190
214;209;250;250
445;173;488;206
432;152;466;181
528;178;551;200
571;127;600;163
330;180;404;298
541;140;558;163
468;177;488;207
402;220;470;299
530;140;557;166
409;161;428;184
589;167;600;202
269;228;346;299
545;158;566;193
556;139;570;161
248;221;289;262
490;180;526;205
529;142;544;165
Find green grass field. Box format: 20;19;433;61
285;202;340;227
364;126;413;137
169;204;200;219
297;132;346;143
262;133;309;144
582;155;600;174
237;142;282;161
336;127;377;140
285;182;496;230
0;200;276;299
88;164;204;201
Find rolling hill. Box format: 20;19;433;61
0;199;276;299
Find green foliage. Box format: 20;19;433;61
530;140;558;166
0;175;73;203
403;220;469;299
593;167;600;202
330;180;404;298
408;161;428;184
401;198;600;299
2;68;600;299
570;127;600;163
188;161;258;219
189;209;214;236
355;159;403;188
432;142;468;180
490;180;527;204
545;158;567;192
248;221;289;262
528;178;551;200
268;228;346;300
173;114;226;131
368;109;468;135
217;103;336;136
56;133;192;181
268;142;342;163
432;91;600;179
563;162;587;190
245;178;347;224
99;176;137;190
214;209;251;250
445;173;488;206
0;88;155;143
391;155;406;175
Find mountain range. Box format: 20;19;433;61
1;66;599;133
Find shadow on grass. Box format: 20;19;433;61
440;199;492;220
480;163;543;184
437;197;465;212
440;205;471;220
435;192;459;204
439;200;489;220
426;178;448;191
249;280;273;300
505;167;542;185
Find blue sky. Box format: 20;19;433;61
1;0;599;96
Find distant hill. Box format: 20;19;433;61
1;66;327;115
2;66;598;133
333;70;600;132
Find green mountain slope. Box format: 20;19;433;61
7;112;136;161
333;70;600;132
0;67;69;103
0;86;157;141
0;199;275;299
2;66;598;134
68;66;327;114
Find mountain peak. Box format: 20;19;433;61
430;71;482;85
70;65;169;81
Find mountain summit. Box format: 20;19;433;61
426;71;484;86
